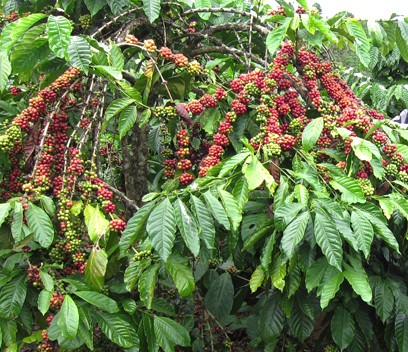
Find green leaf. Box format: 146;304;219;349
374;281;394;322
117;80;143;103
281;211;310;259
195;0;211;20
329;176;365;204
119;202;155;256
219;189;242;232
95;311;137;348
320;270;344;309
109;41;124;71
274;203;304;231
250;265;265;293
38;289;53;316
118;105;137;140
154;316;191;352
40;196;56;217
396;20;408;62
143;0;161;23
258;295;285;342
84;0;107;16
204;273;234;320
25;203;54;248
232;178;249;211
85;248;108;291
57;295;79;339
311;15;338;43
243;155;276;192
314;210;343;271
203;191;230;230
266;17;292;54
344;263;372;303
94;65;123;80
47;15;72;58
302;117;324;152
190;195;215;250
331;307;355;350
78;307;94;350
395;313;408;352
0;274;27;319
73;291;119;313
138;263;160;309
0;203;11;228
105;98;135;122
147;198;177;262
218;152;251;177
84;204;109;243
305;257;329;292
346;19;370;67
165;255;195;298
0;51;11;91
288;300;314;342
350;210;373;259
40;271;54;291
67;36;92;73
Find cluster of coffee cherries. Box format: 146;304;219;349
123;35;203;76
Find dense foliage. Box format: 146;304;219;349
1;0;408;351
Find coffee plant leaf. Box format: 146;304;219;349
165;255;195;298
85;248;108;291
38;289;53;316
203;191;230;230
95;311;138;348
57;295;79;339
84;0;107;17
0;274;27;319
154;316;191;351
84;204;109;243
173;198;200;257
138;262;160;309
25;203;54;248
204;273;234;320
146;198;177;262
331;306;355;350
67;36;92;73
190;195;215;250
47;15;72;58
74;291;120;313
143;0;161;23
281;211;310;259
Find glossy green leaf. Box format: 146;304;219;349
174;198;200;257
38;289;53;316
47;15;72;58
331;307;355;350
266;17;292;54
118;105;137;140
84;248;108;291
302;117;324;152
67;36;92;73
344;263;372;303
250;265;265;293
190;195;215;250
204;273;234;320
203;191;230;230
346;19;370;67
350;210;373;259
314;210;343;271
74;291;119;313
330;176;365;204
147;198;177;262
84;204;109;243
0;203;11;228
320;270;344;309
119;202;155;256
154;316;190;351
396;20;408;62
0;51;11;91
258;295;285;343
84;0;107;16
0;274;27;319
143;0;162;23
218;152;251;177
165;255;195;298
281;211;310;259
105;98;135;122
25;203;54;248
138;263;160;309
95;311;137;348
58;295;79;339
395;313;408;352
219;189;242;232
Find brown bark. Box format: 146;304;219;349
122;121;149;207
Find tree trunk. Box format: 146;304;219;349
122;122;149;207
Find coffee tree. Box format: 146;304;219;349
1;0;408;351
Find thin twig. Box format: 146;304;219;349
105;183;139;211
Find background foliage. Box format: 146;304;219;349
1;0;408;351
